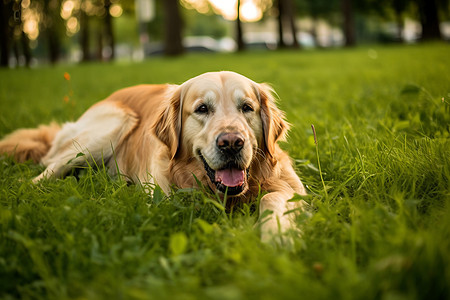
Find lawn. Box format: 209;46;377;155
0;43;449;300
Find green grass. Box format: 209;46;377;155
0;43;449;300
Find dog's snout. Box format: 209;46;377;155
216;132;245;154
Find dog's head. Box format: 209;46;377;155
154;71;288;196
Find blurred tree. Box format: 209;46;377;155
79;7;91;61
115;4;139;45
74;0;119;62
181;0;247;51
13;0;32;66
19;31;32;67
103;0;114;60
391;0;410;41
367;0;415;42
275;0;286;48
134;0;152;54
285;0;299;48
353;0;446;42
42;0;64;64
0;0;32;67
162;0;184;55
184;12;227;38
341;0;355;46
295;0;339;46
236;0;245;51
416;0;442;40
343;0;413;43
276;0;299;48
0;0;13;67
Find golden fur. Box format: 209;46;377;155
0;71;306;241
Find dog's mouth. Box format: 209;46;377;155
198;152;248;196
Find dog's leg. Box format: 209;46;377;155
258;191;304;243
34;102;138;182
258;164;308;244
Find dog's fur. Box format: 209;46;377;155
0;71;306;241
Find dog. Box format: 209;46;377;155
0;71;307;242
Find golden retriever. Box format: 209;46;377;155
0;71;306;241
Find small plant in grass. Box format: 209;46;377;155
311;124;328;199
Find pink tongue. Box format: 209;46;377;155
215;168;245;187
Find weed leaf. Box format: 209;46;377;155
169;232;188;256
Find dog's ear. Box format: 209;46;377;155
153;87;182;160
256;83;290;160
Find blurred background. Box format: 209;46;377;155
1;0;449;67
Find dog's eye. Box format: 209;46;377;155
242;104;254;113
195;104;209;114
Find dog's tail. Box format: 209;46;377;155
0;123;61;163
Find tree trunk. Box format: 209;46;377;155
80;9;90;62
276;0;286;48
0;0;12;67
417;0;441;40
341;0;355;47
43;0;61;64
48;28;61;64
104;0;115;60
97;31;103;61
310;16;319;47
394;9;404;42
13;40;19;65
236;0;245;51
162;0;183;56
13;0;32;67
21;31;31;67
285;0;300;48
392;0;406;43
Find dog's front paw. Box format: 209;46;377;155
258;212;300;246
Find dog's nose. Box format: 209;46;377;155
216;132;245;154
